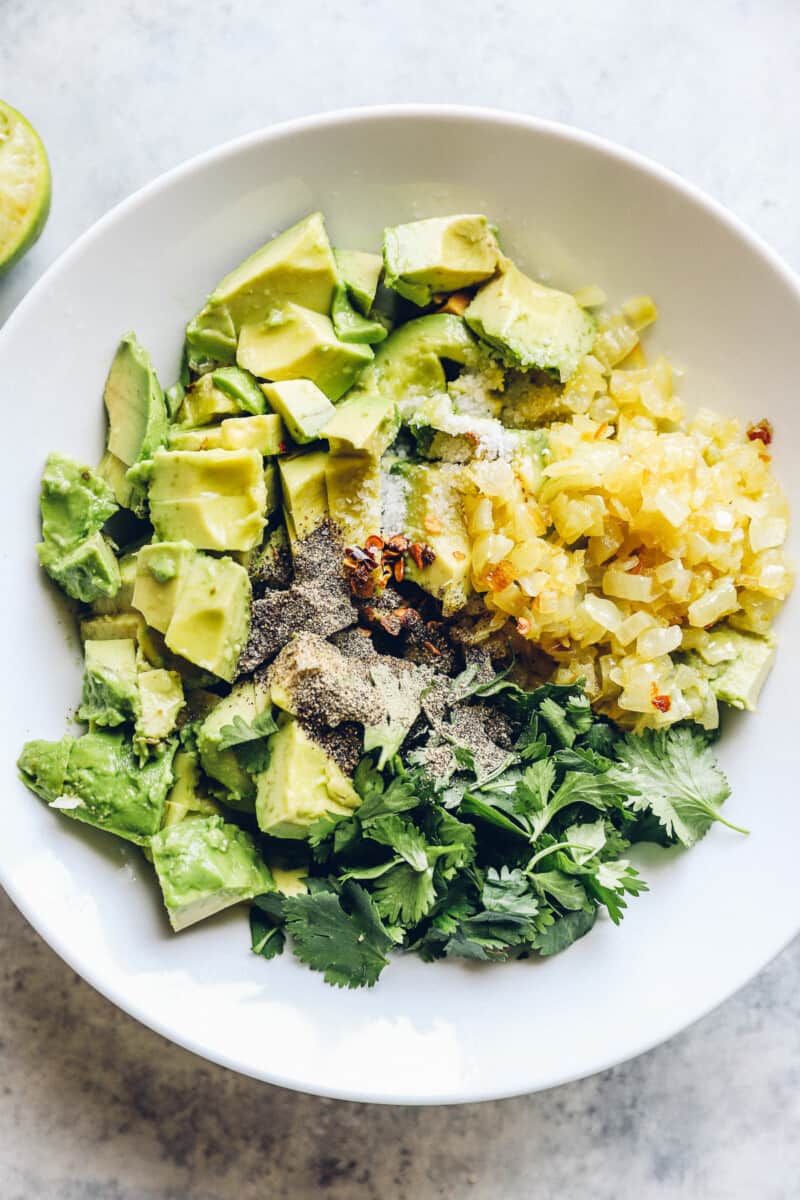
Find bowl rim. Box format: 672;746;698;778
2;104;799;1104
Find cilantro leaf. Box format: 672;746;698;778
444;911;537;961
357;767;427;824
482;867;540;918
364;815;429;870
372;862;437;925
611;726;744;848
529;870;588;911
250;892;286;960
535;906;596;956
282;883;393;989
215;710;278;774
586;858;648;924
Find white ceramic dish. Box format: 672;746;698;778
1;106;797;1105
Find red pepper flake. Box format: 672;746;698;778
650;681;672;713
393;557;405;583
409;542;435;569
516;617;531;636
423;640;442;657
747;419;773;446
484;561;516;592
278;441;289;454
423;515;443;535
452;549;466;562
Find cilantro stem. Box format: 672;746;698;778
525;841;594;872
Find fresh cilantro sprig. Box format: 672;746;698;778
216;710;278;773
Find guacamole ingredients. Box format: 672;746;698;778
18;207;793;988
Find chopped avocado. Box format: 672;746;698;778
98;449;136;510
176;372;241;427
163;552;251;682
132;541;197;633
103;333;168;470
210;366;265;414
168;426;225;451
151;814;274;931
261;379;335;444
686;625;777;712
39;452;118;550
331;283;387;345
38;531;121;604
465;261;596;382
325;454;382;546
162;749;222;827
356;313;482;406
196;678;271;805
383;214;500;306
136;668;185;743
91;549;139;616
278;450;329;539
246;521;292;591
334;248;383;315
80;610;148;646
262;460;280;519
217;413;285;456
267;632;383;726
403;462;472;615
78;638;140;727
18;731;176;845
321;392;399;457
17;736;73;802
255;718;361;839
237;303;373;402
206;211;338;329
185;304;237;370
270;864;308;897
148;448;267;552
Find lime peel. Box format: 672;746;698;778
0;101;51;275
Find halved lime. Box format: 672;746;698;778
0;101;51;275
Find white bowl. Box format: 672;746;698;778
1;106;797;1105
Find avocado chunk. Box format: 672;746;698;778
217;413;286;456
331;283;387;345
18;731;176;845
262;460;280;519
465;261;596;382
255;718;361;838
132;541;197;633
207;211;338;329
78;638;140;728
168;426;225;451
334;248;383;315
136;668;185;744
91;549;139;616
267;632;385;727
98;449;137;512
210;366;265;414
176;373;241;427
403;462;472;615
686;625;777;712
270;864;308;897
38;531;121;604
383;214;500;307
321;393;399;458
237;304;373;402
261;379;335;444
103;333;168;470
163;552;251;682
185;304;237;370
80;610;148;647
148;448;267;552
17;736;73;802
39;452;118;550
245;521;292;591
151;814;274;931
196;678;271;806
162;749;222;828
325;454;382;546
355;313;482;407
278;450;329;540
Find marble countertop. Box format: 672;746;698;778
2;2;798;1196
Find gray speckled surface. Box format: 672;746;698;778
2;1;799;1196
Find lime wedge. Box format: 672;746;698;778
0;101;51;275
